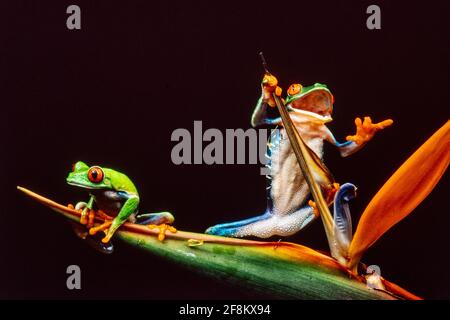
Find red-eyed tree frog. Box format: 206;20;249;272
206;74;393;239
67;161;175;243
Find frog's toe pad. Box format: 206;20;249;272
147;223;177;241
308;200;320;217
89;220;112;236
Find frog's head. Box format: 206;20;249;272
285;83;334;117
66;161;113;189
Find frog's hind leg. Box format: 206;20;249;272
205;207;317;238
136;212;177;241
135;211;175;225
205;212;272;237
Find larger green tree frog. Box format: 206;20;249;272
206;74;392;238
67;161;175;243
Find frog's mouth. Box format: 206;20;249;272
66;180;105;190
290;90;333;118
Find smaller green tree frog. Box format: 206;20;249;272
67;161;175;243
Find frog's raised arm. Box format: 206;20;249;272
324;127;361;157
325;117;394;157
251;74;283;127
251;95;282;127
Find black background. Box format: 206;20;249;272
1;0;448;299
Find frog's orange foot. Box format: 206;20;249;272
74;202;90;225
346;117;394;145
86;210;96;228
67;203;90;226
80;215;88;225
101;235;113;244
77;209;96;227
147;223;177;241
262;73;278;87
275;86;282;97
346;134;364;145
308;200;320;218
89;220;112;237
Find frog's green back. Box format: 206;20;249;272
104;168;139;195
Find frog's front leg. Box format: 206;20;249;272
325;117;393;157
346;117;393;146
100;196;139;243
251;74;283;128
75;195;95;226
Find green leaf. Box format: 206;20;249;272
18;186;420;300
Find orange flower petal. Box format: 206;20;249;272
348;120;450;268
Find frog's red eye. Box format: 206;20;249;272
331;94;335;104
72;163;76;172
88;166;104;183
288;83;302;96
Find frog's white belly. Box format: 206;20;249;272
268;125;324;216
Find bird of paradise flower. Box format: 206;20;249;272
18;119;449;300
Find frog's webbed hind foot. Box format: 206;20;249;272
135;211;175;225
73;202;96;227
307;200;320;217
89;220;112;237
